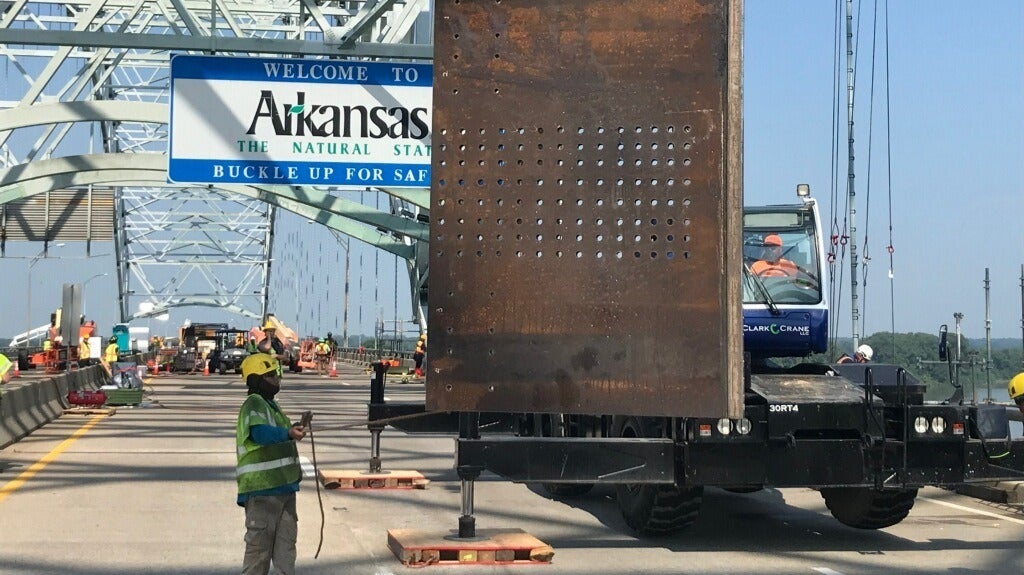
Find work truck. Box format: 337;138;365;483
376;0;1024;539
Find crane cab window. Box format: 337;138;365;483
742;212;822;305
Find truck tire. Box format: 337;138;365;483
218;362;227;375
820;487;918;529
613;417;702;536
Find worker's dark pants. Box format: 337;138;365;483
413;352;424;369
242;492;297;575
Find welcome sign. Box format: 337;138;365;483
168;55;433;187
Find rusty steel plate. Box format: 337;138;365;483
427;0;743;418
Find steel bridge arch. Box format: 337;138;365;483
0;99;430;327
0;152;428;322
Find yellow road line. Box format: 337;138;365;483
0;414;106;504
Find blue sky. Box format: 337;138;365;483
1;1;1022;341
745;1;1023;340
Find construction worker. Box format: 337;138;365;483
1009;372;1024;417
246;337;259;354
314;338;331;375
413;333;426;377
257;323;288;376
104;336;120;363
236;353;305;575
838;344;873;364
78;336;92;367
0;353;13;384
751;234;799;277
96;335;119;376
257;323;285;358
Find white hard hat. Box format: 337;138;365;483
856;344;873;361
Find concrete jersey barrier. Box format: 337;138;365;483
0;365;109;450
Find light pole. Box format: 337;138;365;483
25;243;66;347
82;273;109;318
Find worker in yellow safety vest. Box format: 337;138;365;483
104;336;120;362
0;353;13;384
79;337;92;366
236;353;306;574
99;336;119;377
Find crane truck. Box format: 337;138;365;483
373;0;1024;540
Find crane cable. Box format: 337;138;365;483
882;0;898;358
861;0;881;338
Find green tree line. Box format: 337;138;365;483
810;332;1024;401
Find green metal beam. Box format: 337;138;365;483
379;186;430;210
0;154;415;258
0;101;165;131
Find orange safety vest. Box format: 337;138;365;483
751;258;798;278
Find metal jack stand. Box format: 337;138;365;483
386;409;552;566
318;361;429;490
367;361;387;474
456;412;482;539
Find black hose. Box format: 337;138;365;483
308;419;326;559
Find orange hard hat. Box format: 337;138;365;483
763;234;783;247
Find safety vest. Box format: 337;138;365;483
315;342;329;355
79;340;90;360
751;258;798;278
104;343;119;362
236;394;301;494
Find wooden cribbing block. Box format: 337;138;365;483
387;528;553;566
318;469;429;490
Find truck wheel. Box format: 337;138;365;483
820;487;918;529
614;417;702;536
218;363;227;375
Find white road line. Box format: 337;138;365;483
300;456;316;480
919;495;1024;526
813;568;847;575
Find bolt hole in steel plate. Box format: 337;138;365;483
427;0;742;418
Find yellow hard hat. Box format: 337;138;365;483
262;321;276;330
241;353;280;380
0;353;12;377
1008;372;1024;401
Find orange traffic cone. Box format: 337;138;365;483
203;360;210;376
329;362;338;378
13;362;20;378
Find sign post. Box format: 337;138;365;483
169;55;433;188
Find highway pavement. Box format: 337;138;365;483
0;364;1022;574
